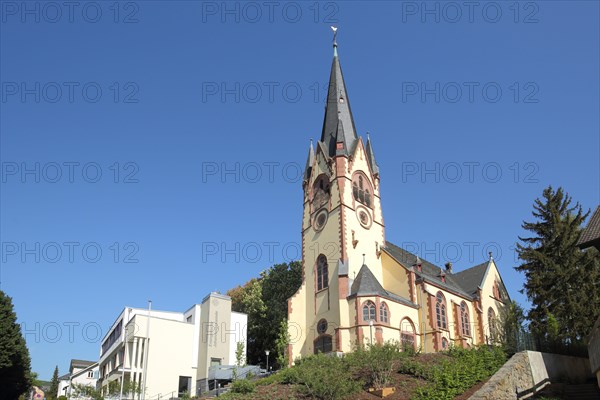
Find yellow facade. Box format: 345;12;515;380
286;42;509;363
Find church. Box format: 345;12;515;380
286;33;510;362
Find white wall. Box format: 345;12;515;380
228;312;248;365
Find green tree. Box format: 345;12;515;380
275;319;290;368
515;186;600;343
227;261;302;366
0;290;32;399
498;300;526;354
233;341;245;380
48;366;59;400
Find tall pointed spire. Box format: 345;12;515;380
365;132;379;175
303;139;315;182
320;27;358;157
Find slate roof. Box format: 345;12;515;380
451;261;488;296
58;373;70;381
365;135;379;175
349;264;419;308
578;206;600;249
319;43;358;157
384;241;491;300
303;140;314;181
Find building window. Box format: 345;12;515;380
87;371;94;378
317;319;328;335
210;358;221;367
352;174;373;208
493;281;503;301
178;376;191;397
400;318;416;351
101;320;123;355
460;302;471;336
314;335;333;354
488;307;498;342
435;292;447;330
362;301;376;322
379;303;389;323
441;337;449;350
312;175;330;210
316;255;329;291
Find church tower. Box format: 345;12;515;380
287;30;511;362
287;31;386;359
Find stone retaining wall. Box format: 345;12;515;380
469;351;534;400
469;351;592;400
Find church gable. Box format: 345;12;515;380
349;137;378;183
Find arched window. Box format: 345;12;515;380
314;335;332;354
352;173;373;208
435;292;447;329
316;255;328;291
317;319;328;335
441;337;449;350
312;175;330;210
460;301;471;336
400;318;416;351
362;301;376;322
379;303;389;323
493;280;504;301
488;308;498;342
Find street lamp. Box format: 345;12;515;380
265;350;270;373
369;319;374;346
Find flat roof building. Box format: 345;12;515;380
98;292;247;398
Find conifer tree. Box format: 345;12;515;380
516;186;600;343
0;290;32;399
48;366;59;400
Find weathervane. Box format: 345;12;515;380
331;26;338;46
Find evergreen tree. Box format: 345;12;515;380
48;366;59;400
0;290;32;400
498;300;526;355
515;186;600;343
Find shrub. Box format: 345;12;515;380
254;371;284;386
292;353;362;400
346;341;404;390
412;346;507;400
229;379;255;394
277;367;301;385
58;397;67;400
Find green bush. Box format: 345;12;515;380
254;371;284;386
58;396;67;400
346;341;404;390
230;379;255;394
291;353;362;400
411;346;507;400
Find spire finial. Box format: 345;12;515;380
489;251;493;260
367;131;370;141
331;26;338;56
362;253;365;265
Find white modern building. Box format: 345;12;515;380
98;292;247;398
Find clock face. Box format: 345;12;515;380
356;205;372;229
313;208;328;231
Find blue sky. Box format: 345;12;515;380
1;1;598;379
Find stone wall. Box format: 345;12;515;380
469;351;534;400
469;351;592;399
588;315;600;388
